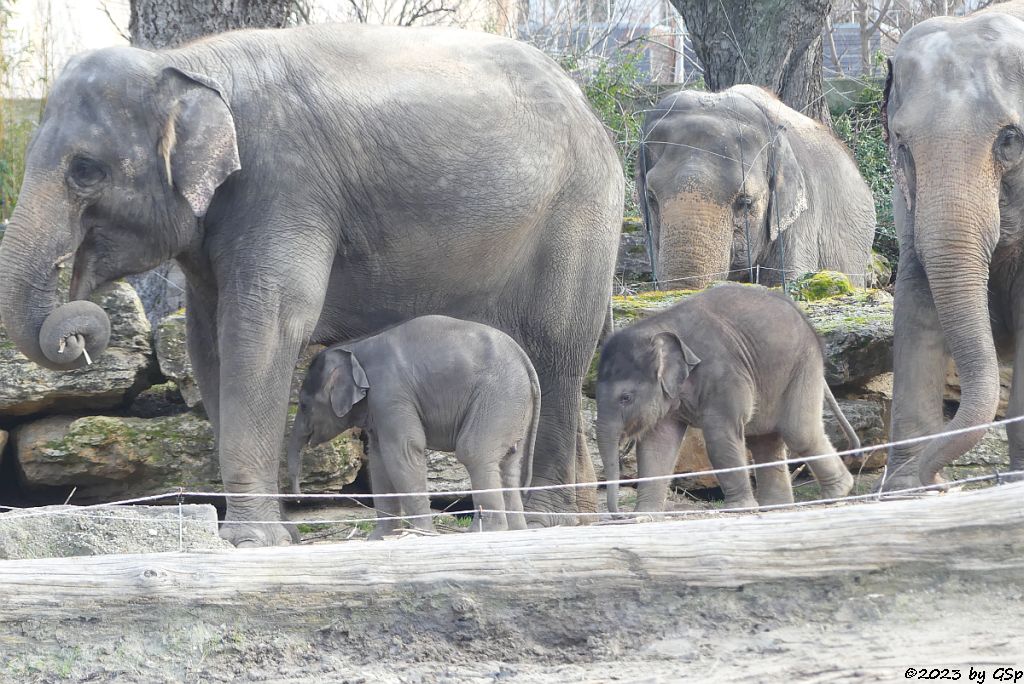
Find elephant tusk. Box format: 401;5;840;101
77;334;92;365
58;337;66;354
53;252;74;269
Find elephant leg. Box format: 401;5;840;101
887;249;949;491
702;419;758;510
1005;325;1024;479
378;426;434;535
634;417;687;513
184;280;220;429
214;254;332;547
366;435;403;540
747;433;793;507
575;421;598;519
465;459;509;533
521;368;589;527
786;429;853;501
500;450;527;531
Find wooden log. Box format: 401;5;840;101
1;482;1023;679
1;481;1022;603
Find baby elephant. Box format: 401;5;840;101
288;315;539;538
596;283;857;513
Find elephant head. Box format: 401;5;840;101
288;346;370;494
0;46;239;370
883;12;1024;482
638;86;806;289
595;326;699;513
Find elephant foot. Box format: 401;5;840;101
524;486;580;527
818;470;855;500
220;521;293;547
722;495;759;511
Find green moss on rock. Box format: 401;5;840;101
791;271;854;301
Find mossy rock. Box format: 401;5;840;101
791;271;854;301
611;288;696;326
14;411;364;503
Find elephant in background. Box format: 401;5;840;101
882;1;1024;489
0;24;623;546
637;85;875;289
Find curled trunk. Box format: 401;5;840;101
0;186;111;371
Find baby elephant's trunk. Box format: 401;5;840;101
287;414;312;496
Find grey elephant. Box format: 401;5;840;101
0;25;623;545
596;284;858;512
288;315;539;537
637;85;875;289
881;1;1024;490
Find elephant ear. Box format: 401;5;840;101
766;126;808;242
157;67;240;217
653;332;700;400
328;349;370;418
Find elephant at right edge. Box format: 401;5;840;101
637;85;875;289
881;1;1024;490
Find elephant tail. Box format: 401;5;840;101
824;383;860;452
520;348;541;492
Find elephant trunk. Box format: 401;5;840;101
597;421;621;514
0;183;110;370
287;413;312;495
655;194;733;290
914;171;1002;483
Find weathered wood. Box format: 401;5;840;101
2;481;1022;608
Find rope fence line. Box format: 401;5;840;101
1;414;1021;524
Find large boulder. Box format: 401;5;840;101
616;217;653;282
824;397;888;470
0;282;156;416
0;503;230;559
13;411;364;503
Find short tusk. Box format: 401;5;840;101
53;252;74;269
77;334;91;365
58;337;66;354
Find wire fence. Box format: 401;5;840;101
1;414;1021;551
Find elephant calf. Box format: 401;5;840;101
288;315;539;538
596;284;858;512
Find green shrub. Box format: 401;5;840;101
832;70;896;278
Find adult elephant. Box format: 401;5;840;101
0;25;623;545
882;1;1024;490
637;85;875;289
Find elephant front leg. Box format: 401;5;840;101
886;250;949;491
634;417;687;513
747;433;793;507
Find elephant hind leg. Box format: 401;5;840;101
747;433;793;507
782;426;853;501
499;448;528;531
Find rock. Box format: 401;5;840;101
791;271;854;301
867;251;893;288
127;262;188;328
0;503;230;559
0;281;156;416
945;359;1012;418
616;217;653;283
425;450;471;496
825;397;888;470
14;412;364;504
153;311;200;407
801;290;894;386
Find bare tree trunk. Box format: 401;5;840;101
130;0;292;49
671;0;834;127
127;0;291;324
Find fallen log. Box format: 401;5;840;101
1;482;1022;678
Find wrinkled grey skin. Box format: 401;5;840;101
881;2;1024;490
288;316;539;537
596;284;857;512
0;25;623;546
638;85;875;289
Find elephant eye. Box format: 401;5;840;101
996;126;1024;168
619;392;634;405
67;156;107;189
